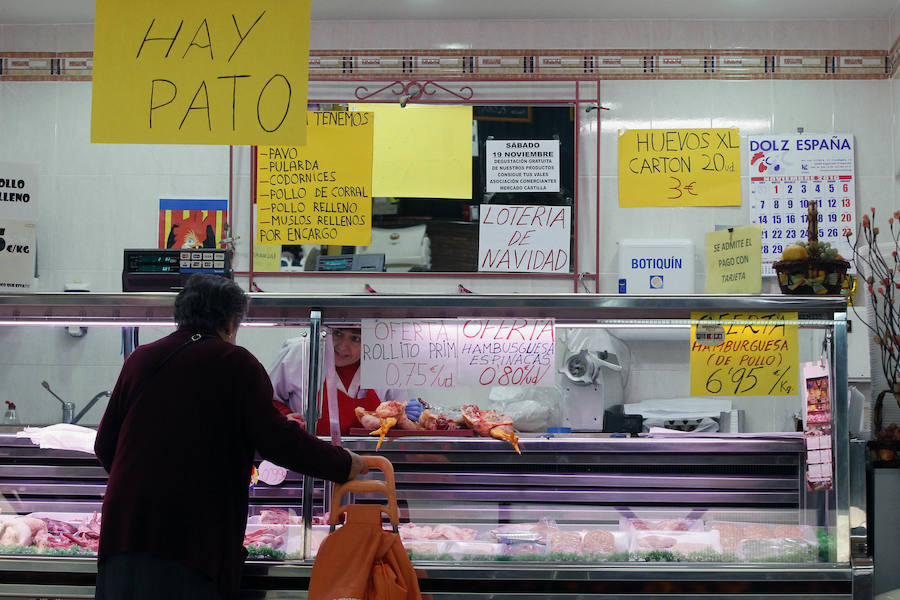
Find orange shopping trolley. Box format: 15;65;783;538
308;455;421;600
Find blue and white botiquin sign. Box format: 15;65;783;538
617;239;695;293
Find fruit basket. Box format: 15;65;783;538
773;204;850;295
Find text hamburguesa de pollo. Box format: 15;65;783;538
479;205;569;271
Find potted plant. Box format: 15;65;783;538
848;207;900;464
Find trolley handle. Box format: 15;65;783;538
329;455;398;527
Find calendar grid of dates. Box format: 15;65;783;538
747;133;856;277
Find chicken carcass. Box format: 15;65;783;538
461;405;520;453
355;400;422;450
0;516;47;547
418;410;464;431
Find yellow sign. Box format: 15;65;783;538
690;312;798;397
705;226;763;293
618;128;740;207
253;244;281;272
256;111;374;246
350;103;472;199
91;0;311;145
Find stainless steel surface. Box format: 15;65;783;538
0;292;847;323
833;313;850;563
300;310;321;560
0;293;856;598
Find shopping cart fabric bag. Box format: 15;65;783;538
308;456;421;600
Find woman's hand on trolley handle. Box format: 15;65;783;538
347;450;370;480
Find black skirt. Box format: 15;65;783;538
95;553;221;600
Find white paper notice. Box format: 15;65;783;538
0;219;36;291
0;162;38;221
485;139;560;193
360;318;556;389
478;204;571;273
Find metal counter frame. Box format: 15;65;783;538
0;293;866;599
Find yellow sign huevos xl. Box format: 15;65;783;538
91;0;311;145
619;128;740;207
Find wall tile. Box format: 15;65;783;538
834;80;892;178
830;19;891;50
772;20;834;50
598;80;655;177
54;23;94;51
650;20;709;50
707;20;773;50
590;20;652;49
772;80;835;134
0;24;59;52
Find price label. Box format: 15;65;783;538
257;460;287;486
689;312;798;397
360;318;556;389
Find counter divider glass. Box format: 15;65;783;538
0;293;870;599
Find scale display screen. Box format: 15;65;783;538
123;249;231;291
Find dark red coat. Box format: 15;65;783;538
95;328;351;600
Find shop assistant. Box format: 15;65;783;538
269;327;423;436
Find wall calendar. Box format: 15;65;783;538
748;133;855;276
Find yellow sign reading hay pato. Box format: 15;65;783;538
256;111;374;247
690;312;798;397
619;128;740;207
350;103;472;199
91;0;311;145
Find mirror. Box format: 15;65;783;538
268;104;576;274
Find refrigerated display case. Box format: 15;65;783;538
0;292;872;598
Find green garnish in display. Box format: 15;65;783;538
245;545;287;560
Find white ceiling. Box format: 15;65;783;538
0;0;898;25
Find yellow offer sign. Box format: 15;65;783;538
690;312;798;397
705;225;763;293
256;111;374;247
91;0;311;145
618;128;740;207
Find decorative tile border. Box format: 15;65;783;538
0;48;891;82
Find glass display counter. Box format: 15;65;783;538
0;293;871;598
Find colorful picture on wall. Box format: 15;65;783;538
158;198;228;249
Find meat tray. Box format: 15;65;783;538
349;428;474;437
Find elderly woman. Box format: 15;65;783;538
94;274;367;600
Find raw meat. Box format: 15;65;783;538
582;530;615;554
741;524;773;539
548;531;583;554
243;524;287;550
62;512;101;552
626;518;694;532
355;401;423;449
773;525;804;539
259;509;294;525
42;518;76;536
398;522;477;541
460;405;520;453
636;535;677;550
430;524;477;541
711;523;742;553
418;410;463;431
0;519;34;546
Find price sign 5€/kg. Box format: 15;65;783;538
689;312;798;397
